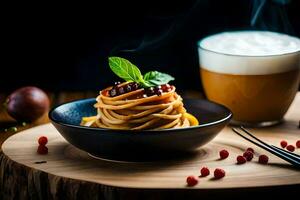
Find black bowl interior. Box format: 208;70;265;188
49;98;232;161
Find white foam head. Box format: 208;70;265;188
198;31;300;75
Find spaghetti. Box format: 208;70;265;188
81;83;198;130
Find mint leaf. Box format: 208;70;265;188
144;71;174;86
108;57;175;88
108;57;144;83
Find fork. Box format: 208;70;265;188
232;126;300;168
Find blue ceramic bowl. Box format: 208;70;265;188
49;98;232;161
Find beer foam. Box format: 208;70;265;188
198;31;300;75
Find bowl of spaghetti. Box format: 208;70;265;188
49;57;232;161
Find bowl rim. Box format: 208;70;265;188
49;98;232;134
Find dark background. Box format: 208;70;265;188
1;0;299;92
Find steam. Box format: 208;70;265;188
111;0;295;55
251;0;294;34
110;1;201;55
110;19;179;55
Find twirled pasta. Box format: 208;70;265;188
81;84;198;130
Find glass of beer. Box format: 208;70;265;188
198;31;300;127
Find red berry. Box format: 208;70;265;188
246;148;254;153
37;145;48;155
161;84;171;92
200;167;210;177
280;140;288;148
296;140;300;148
258;155;269;164
214;168;225;179
236;155;247;164
186;176;198;186
219;149;229;159
243;151;254;161
38;136;48;146
286;145;295;152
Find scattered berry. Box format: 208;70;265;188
243;151;254;161
186;176;198;186
258;155;269;164
214;168;225;179
236;155;247;164
280;140;288;148
286;145;295;152
296;140;300;148
219;149;229;159
200;167;210;177
37;145;48;155
246;148;254;153
38;136;48;146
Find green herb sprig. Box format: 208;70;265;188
108;57;174;88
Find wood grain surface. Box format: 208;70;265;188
0;93;299;199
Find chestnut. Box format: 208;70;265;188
6;86;50;122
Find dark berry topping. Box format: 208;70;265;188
130;82;139;90
124;84;132;93
145;87;155;96
109;87;117;97
108;82;140;97
155;89;163;96
117;86;125;95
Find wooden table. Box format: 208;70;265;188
0;92;299;200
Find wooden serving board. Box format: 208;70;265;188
1;94;300;199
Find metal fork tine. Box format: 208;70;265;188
232;128;300;168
